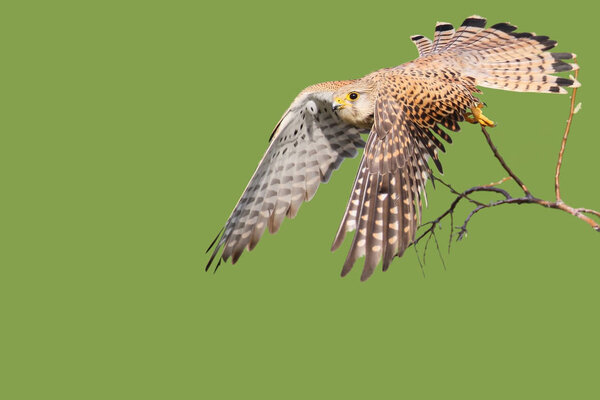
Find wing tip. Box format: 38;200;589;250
360;271;372;282
205;249;221;272
340;261;354;277
331;232;346;252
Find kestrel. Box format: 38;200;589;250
206;15;580;281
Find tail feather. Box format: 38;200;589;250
434;15;488;55
411;35;433;57
478;54;575;70
411;15;581;94
432;22;455;53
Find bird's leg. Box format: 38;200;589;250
464;103;495;127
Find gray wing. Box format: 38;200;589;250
206;88;367;270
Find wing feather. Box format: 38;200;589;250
206;82;367;271
333;65;473;279
210;16;581;280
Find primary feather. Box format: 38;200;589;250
207;15;579;280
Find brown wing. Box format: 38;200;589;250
332;15;580;281
332;68;478;281
206;82;367;271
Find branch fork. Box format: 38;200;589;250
413;60;599;265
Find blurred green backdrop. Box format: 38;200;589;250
2;1;599;399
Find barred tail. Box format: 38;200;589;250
411;15;581;94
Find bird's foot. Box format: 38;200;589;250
464;103;495;127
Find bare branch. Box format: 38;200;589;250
481;127;531;197
412;181;512;247
578;208;600;219
414;75;598;268
483;176;511;188
555;57;580;203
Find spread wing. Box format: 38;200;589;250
331;15;580;281
206;81;367;270
331;70;473;281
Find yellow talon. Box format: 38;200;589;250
465;103;495;127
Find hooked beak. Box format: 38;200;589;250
332;97;347;111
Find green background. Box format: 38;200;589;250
2;1;599;398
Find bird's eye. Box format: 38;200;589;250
347;92;359;101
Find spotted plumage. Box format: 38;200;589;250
207;15;580;280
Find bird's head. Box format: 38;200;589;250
332;82;376;129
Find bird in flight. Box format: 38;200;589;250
206;15;580;281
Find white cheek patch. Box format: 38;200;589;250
305;100;318;115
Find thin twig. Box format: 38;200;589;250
481;126;531;197
578;208;600;218
432;230;446;270
555;57;579;203
414;76;599;267
412;182;511;247
469;127;599;232
457;195;600;237
483;176;512;188
538;199;599;231
432;176;486;206
412;243;426;277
